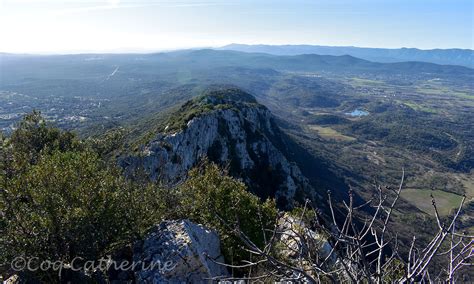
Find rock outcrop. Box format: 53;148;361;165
276;214;337;281
3;274;20;284
278;214;335;264
133;220;229;283
120;88;316;208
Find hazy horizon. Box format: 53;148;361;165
2;43;474;56
1;0;473;54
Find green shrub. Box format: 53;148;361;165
8;111;82;168
177;161;278;270
0;149;167;274
0;113;166;282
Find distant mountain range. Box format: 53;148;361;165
219;44;474;68
3;49;472;84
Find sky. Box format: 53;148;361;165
0;0;473;53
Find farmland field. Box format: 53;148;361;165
401;188;465;216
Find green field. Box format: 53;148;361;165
416;82;473;100
452;92;474;100
350;77;384;86
456;173;474;198
309;125;356;141
400;101;438;113
401;188;464;216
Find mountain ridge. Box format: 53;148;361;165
219;44;474;68
119;87;320;208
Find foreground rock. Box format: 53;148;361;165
3;274;20;284
133;220;229;283
277;213;337;279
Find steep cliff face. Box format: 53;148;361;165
120;88;316;208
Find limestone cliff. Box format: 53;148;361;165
120;88;316;208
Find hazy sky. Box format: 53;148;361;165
1;0;473;53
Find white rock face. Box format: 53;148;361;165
120;105;315;207
133;220;229;283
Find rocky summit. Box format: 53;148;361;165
120;87;316;208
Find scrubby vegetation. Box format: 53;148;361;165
0;113;159;281
158;87;263;134
0;113;279;282
176;162;278;268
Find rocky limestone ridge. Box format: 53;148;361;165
120;88;317;208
